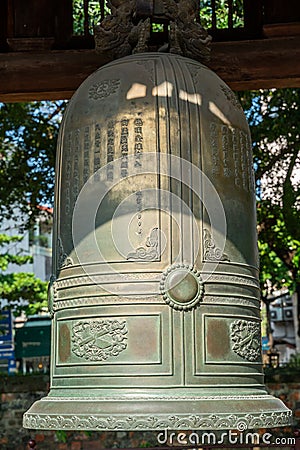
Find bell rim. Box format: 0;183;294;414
23;394;292;431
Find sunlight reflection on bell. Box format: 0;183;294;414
24;53;292;431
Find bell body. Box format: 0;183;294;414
24;53;291;430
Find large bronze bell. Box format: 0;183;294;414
24;53;291;431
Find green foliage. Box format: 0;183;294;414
0;101;66;229
73;0;110;34
285;353;300;368
257;203;300;297
0;234;47;316
265;353;300;381
264;364;300;381
73;0;100;34
0;234;32;270
0;102;58;315
239;88;300;297
55;430;68;443
200;0;244;29
240;89;300;197
152;23;164;33
0;92;299;309
140;441;153;448
72;0;244;35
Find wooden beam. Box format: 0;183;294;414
212;36;300;91
0;36;300;102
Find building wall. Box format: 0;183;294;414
0;215;52;374
0;217;33;275
0;214;52;286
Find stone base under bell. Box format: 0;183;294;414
23;390;292;431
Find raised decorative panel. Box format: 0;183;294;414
56;314;161;366
204;315;261;364
184;307;263;386
52;304;181;386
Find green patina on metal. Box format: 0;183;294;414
23;51;292;430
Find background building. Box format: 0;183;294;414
0;208;52;373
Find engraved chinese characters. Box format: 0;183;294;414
209;122;254;191
24;53;291;431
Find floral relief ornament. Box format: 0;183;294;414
127;227;160;261
72;319;128;361
88;79;121;100
57;237;73;271
230;319;261;362
203;229;230;262
23;410;292;431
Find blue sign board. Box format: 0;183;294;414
262;335;270;352
0;311;16;374
0;311;13;341
8;358;16;374
0;350;15;359
0;310;14;355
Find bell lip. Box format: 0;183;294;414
23;393;292;431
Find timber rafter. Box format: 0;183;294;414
1;36;300;102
